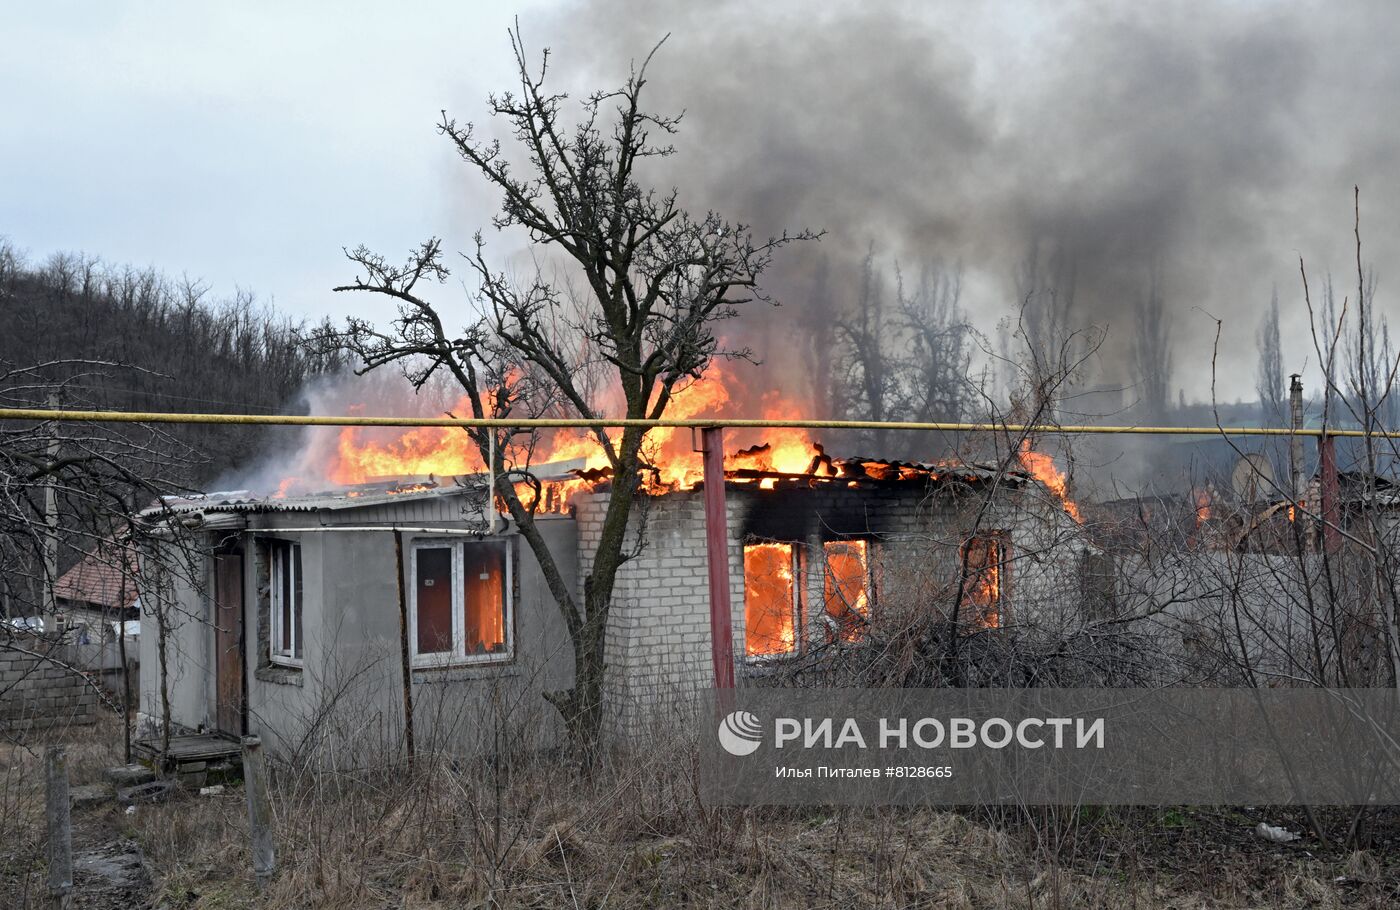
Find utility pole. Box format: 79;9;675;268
43;392;61;619
699;427;735;691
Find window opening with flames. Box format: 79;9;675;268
743;542;800;657
822;539;872;642
960;531;1009;629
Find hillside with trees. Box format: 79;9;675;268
0;239;340;483
0;239;341;617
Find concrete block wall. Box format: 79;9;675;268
0;634;101;730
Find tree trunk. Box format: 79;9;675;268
544;437;643;763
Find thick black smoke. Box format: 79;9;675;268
533;0;1400;409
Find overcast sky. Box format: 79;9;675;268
6;2;1400;402
2;1;547;326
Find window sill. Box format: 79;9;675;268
255;665;304;687
739;653;802;674
412;662;519;684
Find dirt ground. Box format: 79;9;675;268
0;716;148;908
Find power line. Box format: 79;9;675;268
0;406;1386;438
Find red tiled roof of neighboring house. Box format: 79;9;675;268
53;549;139;611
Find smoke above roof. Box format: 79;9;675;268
532;0;1400;405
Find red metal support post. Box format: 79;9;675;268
700;426;736;689
1318;433;1341;554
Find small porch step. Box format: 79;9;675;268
132;733;243;778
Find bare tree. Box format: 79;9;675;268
831;252;973;457
898;262;973;428
1013;241;1078;409
1131;270;1173;421
0;238;343;482
314;29;809;753
0;358;205;753
1256;288;1284;424
801;254;837;419
1190;190;1400;847
832;247;895;450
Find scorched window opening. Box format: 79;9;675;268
822;539;873;643
960;530;1010;630
409;538;512;667
269;539;304;667
743;541;802;658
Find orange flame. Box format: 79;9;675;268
282;368;1087;522
744;542;797;655
328;404;488;485
823;539;870;642
1017;441;1082;523
280;363;823;512
961;534;1003;629
1194;489;1212;527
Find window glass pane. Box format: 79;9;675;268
278;544;293;653
823;540;870;641
292;544;304;659
415;547;454;654
463;542;507;656
744;543;797;656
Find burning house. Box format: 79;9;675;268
134;381;1094;758
579;452;1088;729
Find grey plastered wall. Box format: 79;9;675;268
138;499;578;764
238;513;576;764
136;541;214;735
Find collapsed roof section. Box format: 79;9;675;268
576;442;1037;492
141;448;1043;530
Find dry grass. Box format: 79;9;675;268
3;718;1397;908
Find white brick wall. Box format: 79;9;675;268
574;480;1090;733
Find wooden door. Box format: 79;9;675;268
214;553;245;736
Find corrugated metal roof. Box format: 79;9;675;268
147;481;482;516
143;457;590;518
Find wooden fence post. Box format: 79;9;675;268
45;745;72;909
241;735;275;890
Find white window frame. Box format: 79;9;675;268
269;540;303;668
408;539;514;668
